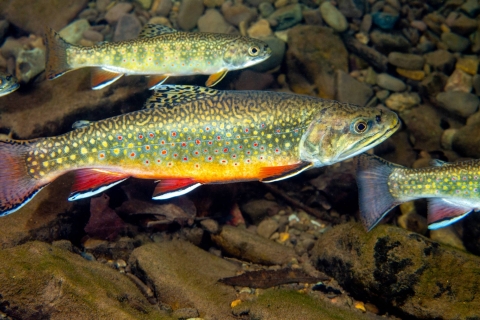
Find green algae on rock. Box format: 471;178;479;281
311;222;480;319
0;241;172;320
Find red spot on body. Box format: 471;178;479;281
245;128;249;133
232;154;237;159
118;135;123;140
194;151;199;155
239;145;243;149
208;141;213;145
130;152;135;157
183;157;188;161
99;153;105;158
181;142;187;147
206;127;210;131
217;136;221;140
452;177;456;181
161;140;165;144
253;143;258;147
145;145;151;150
195;139;201;145
214;149;219;153
161;150;167;155
276;129;281;133
208;156;212;161
247;151;251;155
223;148;228;153
138;134;144;139
157;159;161;163
221;160;227;163
149;133;155;138
171;131;177;137
145;160;149;164
173;153;178;157
261;123;265;128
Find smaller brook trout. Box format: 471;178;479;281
356;153;480;231
45;24;271;90
0;71;19;97
0;85;399;216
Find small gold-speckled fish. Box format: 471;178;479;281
356;153;480;231
0;71;19;97
45;24;271;90
0;85;399;216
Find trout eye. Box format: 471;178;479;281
376;115;381;123
353;120;368;133
248;46;260;56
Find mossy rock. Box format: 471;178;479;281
0;241;172;320
312;222;480;319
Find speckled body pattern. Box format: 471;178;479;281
389;160;480;202
0;71;19;97
23;86;399;187
65;32;269;76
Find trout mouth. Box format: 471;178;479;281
336;117;401;162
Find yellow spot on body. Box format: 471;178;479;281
70;155;76;160
31;161;37;166
57;158;63;164
102;141;108;148
88;157;94;163
30;169;35;173
81;148;88;155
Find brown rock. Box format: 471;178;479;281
286;25;348;99
211;225;296;265
312;223;480;320
6;0;88;35
177;0;205;30
129;241;238;318
221;1;257;27
400;104;445;151
425;49;456;74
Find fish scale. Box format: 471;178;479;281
0;85;399;216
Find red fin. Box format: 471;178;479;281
68;169;129;201
147;75;169;89
152;179;202;200
91;68;124;90
0;140;48;216
260;162;312;182
427;198;472;230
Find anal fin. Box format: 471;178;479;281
152;178;202;200
205;69;228;87
91;68;124;90
68;169;129;201
427;198;473;230
260;162;313;183
147;75;169;89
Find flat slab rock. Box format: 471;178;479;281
0;241;168;320
128;240;239;319
211;225;297;265
311;222;480;319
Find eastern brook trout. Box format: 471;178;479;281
0;86;399;216
356;153;480;231
45;24;271;90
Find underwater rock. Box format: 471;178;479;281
15;47;45;83
104;2;133;24
0;241;163;319
474;74;480;95
234;70;274;90
335;70;373;107
268;4;303;31
444;68;473;93
337;0;364;18
286;25;348;99
257;218;279;239
441;32;471;52
455;56;479;75
385;92;421;112
83;29;104;43
247;19;272;38
177;0;205;30
424;49;456;74
436;91;479;117
387;52;424;70
371;11;399;30
153;0;173;16
447;13;478;36
221;1;257;27
113;14;142;41
400;104;445;151
85;194;127;241
129;241;238;318
211;225;296;265
319;2;348;32
59;19;91;45
6;0;88;35
198;8;237;34
259;2;275;17
376;73;406;92
241;199;281;224
370;29;410;53
341;34;388;72
0;20;9;43
312;222;480;320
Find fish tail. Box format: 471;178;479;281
355;153;403;231
0;140;48;216
44;27;72;80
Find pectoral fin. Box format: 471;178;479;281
91;68;124;90
260;162;313;183
147;75;169;89
206;69;228;87
427;198;473;230
152;179;202;200
68;169;129;201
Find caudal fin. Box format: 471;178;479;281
44;27;72;80
355;153;403;231
0;140;48;216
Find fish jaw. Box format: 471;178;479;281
300;102;400;167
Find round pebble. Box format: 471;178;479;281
376;73;407;92
320;2;348;32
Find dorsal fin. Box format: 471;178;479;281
144;85;221;109
139;24;177;38
72;120;92;129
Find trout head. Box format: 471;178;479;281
299;103;400;167
0;72;19;97
222;37;271;69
